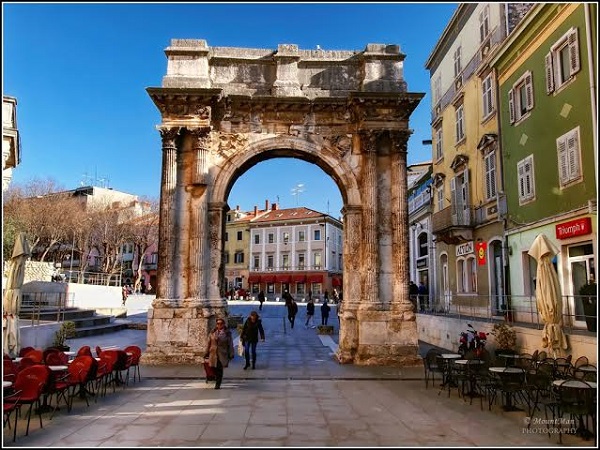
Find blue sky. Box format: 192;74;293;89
3;2;457;218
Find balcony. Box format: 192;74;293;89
432;204;474;244
142;262;157;270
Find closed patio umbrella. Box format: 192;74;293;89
2;232;31;357
527;233;568;356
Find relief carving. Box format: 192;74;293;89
217;133;249;158
323;134;352;158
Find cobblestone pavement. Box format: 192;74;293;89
3;300;593;447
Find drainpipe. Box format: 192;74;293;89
584;4;598;189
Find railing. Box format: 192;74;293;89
417;293;596;334
20;291;76;325
431;205;474;233
58;270;122;286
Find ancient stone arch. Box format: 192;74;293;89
144;40;424;366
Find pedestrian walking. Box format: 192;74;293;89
204;317;234;389
285;296;298;329
122;285;128;306
321;298;331;325
258;290;265;311
240;311;265;370
305;297;316;329
409;281;419;310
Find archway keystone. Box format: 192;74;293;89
144;39;423;366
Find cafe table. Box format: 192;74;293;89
552;379;597;440
438;354;462;390
3;381;12;389
489;367;525;411
455;359;484;398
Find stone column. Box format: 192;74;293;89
336;205;362;364
184;128;211;306
155;127;180;304
390;130;415;316
208;203;228;306
358;130;380;309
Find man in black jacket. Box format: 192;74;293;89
240;311;265;370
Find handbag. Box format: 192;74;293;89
237;340;244;357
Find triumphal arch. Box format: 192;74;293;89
144;39;423;366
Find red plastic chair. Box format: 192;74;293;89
92;355;114;400
3;358;19;383
76;346;93;358
45;351;69;366
4;365;51;437
23;349;44;364
17;356;38;371
18;347;35;358
124;346;142;383
50;355;97;416
95;346;103;358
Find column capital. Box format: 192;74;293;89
158;126;181;146
357;129;379;153
187;126;211;139
389;130;412;153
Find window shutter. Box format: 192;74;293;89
518;163;525;198
450;177;457;222
567;129;581;179
557;137;568;184
545;53;555;94
568;28;580;75
524;159;534;198
525;72;534;110
508;89;515;124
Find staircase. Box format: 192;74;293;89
19;306;128;338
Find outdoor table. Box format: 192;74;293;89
575;365;597;373
3;381;12;388
552;379;597;440
489;367;525;411
455;359;484;398
13;357;23;363
438;354;462;389
48;365;69;372
497;353;521;367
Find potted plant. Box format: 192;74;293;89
52;320;77;351
579;281;597;332
490;322;517;357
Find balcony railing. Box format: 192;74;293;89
431;204;474;233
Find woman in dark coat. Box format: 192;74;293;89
205;318;234;389
240;311;265;370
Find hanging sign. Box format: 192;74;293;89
476;242;487;265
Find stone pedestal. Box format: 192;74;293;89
141;302;228;365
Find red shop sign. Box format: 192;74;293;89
555;217;592;240
476;242;487;266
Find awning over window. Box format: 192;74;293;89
276;274;291;283
332;277;342;287
247;275;261;283
262;274;276;283
291;274;306;283
307;274;324;284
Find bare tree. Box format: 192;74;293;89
128;198;159;291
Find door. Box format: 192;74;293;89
567;242;595;328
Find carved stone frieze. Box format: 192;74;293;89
323;134;352;158
216;133;249;158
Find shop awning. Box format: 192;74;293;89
291;274;306;283
307;274;324;284
247;275;261;283
276;274;291;283
332;277;342;287
262;274;276;283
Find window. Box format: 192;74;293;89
546;27;580;93
267;255;274;269
253;255;259;270
282;254;289;269
453;46;462;78
509;71;534;124
297;283;305;295
268;233;274;244
484;151;497;200
479;5;490;43
314;229;321;241
254;234;260;244
455;104;465;143
433;76;442;105
298;253;305;269
237;231;243;241
298;230;305;242
226;214;232;223
482;74;494;118
267;283;274;294
234;251;244;264
517;155;535;204
437;185;445;211
314;252;322;269
557;127;582;187
224;252;230;264
225;232;228;242
435;126;443;161
150;253;158;264
457;257;477;293
283;231;290;244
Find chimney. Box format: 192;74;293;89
236;205;240;211
272;203;278;211
265;199;270;211
254;205;258;216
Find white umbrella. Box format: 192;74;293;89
527;233;568;356
2;232;31;357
